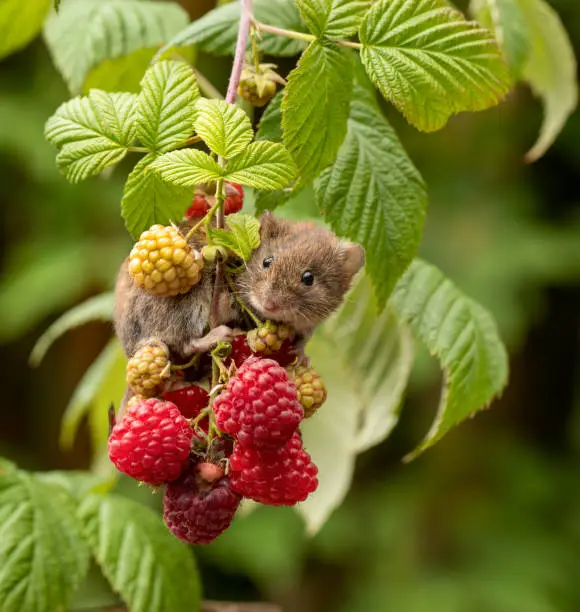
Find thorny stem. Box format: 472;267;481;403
226;0;253;105
253;20;362;49
210;177;226;328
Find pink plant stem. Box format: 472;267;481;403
226;0;253;105
211;0;253;328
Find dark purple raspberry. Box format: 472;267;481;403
163;462;241;545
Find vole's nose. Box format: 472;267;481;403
262;296;282;312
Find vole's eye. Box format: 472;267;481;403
263;256;274;269
301;271;314;286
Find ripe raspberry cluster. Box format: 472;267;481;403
185;182;244;220
109;319;326;545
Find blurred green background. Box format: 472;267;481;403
1;1;580;611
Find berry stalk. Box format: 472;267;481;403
226;0;253;105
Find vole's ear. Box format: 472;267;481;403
258;211;291;241
341;241;365;285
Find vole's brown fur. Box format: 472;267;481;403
114;213;365;361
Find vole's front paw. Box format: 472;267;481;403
185;325;234;355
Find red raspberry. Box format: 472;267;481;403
266;339;297;367
108;398;192;485
163;462;241;545
163;385;209;419
225;335;253;368
213;358;303;449
229;433;318;505
224;182;244;215
185;194;210;219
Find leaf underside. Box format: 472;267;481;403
472;0;578;161
389;259;509;458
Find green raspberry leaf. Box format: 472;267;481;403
282;41;354;183
224;141;297;190
44;0;189;94
122;154;194;238
316;86;427;306
297;0;371;39
0;0;51;60
209;213;261;262
45;90;137;183
136;60;199;154
299;276;414;533
59;338;125;452
30;292;114;367
78;494;201;612
472;0;578;162
256;91;284;144
390;259;509;459
149;150;223;189
194;99;253;159
160;0;308;57
0;469;89;612
359;0;510;132
470;0;531;79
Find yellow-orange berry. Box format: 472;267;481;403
127;342;171;398
247;320;293;355
129;224;203;297
288;366;326;418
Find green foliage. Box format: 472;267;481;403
0;0;51;60
209;213;261;262
136;60;199;154
149;149;223;186
45;91;137;183
44;0;189;93
78;494;202;612
256;90;284;143
29;292;114;366
297;0;371;39
299;276;414;533
282;41;354;183
224;141;297;189
193;99;253;159
121;154;193;240
359;0;510;131
390;259;509;458
472;0;578;161
151;141;296;190
316;85;427;306
160;0;308;58
0;468;89;612
59;339;125;453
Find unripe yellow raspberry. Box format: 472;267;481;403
128;224;203;297
289;366;327;418
237;61;285;107
127;342;171;398
247;320;293;355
